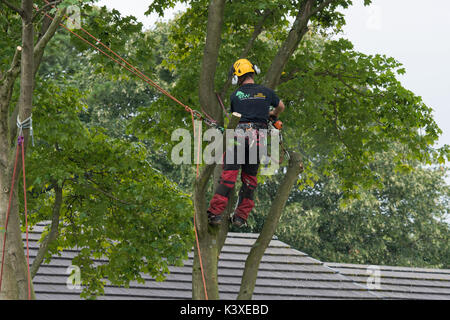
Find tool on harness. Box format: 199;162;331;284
236;122;268;130
268;118;290;162
269;115;283;130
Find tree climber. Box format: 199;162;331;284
207;58;285;227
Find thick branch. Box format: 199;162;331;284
263;0;315;89
308;0;337;19
4;46;22;81
199;0;226;122
30;184;63;278
0;46;22;101
0;0;25;17
263;0;338;89
220;9;273;96
237;152;304;299
33;7;66;76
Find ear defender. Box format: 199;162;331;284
232;75;239;85
253;64;261;75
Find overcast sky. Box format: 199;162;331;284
97;0;450;151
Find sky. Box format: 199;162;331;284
97;0;450;151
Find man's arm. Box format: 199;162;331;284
269;100;285;118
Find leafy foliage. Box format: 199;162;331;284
273;146;450;268
23;78;194;297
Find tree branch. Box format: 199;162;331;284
237;152;304;299
33;7;66;76
86;178;138;206
0;45;22;113
30;184;63;278
308;0;337;19
198;0;227;123
0;0;25;17
32;1;62;21
220;9;273;96
263;0;315;89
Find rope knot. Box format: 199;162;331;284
17;115;34;147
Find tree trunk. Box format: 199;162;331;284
192;0;227;300
198;0;226;123
30;184;62;278
238;152;303;299
192;113;241;300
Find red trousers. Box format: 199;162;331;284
207;130;263;221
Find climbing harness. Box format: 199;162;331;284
269;115;283;130
268;120;290;163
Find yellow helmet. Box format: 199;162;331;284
230;59;260;85
232;59;256;76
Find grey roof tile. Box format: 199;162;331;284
325;262;450;300
22;226;450;300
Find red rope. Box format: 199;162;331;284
0;137;31;300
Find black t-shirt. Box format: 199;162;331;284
230;83;280;123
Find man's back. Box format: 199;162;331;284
230;83;280;123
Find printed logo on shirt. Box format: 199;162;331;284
236;91;250;100
254;93;266;99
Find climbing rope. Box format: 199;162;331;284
0;121;32;300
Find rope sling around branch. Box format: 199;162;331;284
34;2;210;300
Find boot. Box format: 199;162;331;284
208;211;222;226
230;214;247;228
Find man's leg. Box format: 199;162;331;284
207;146;240;225
231;130;262;227
233;163;259;225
